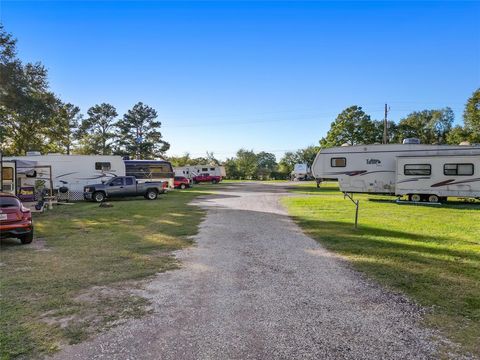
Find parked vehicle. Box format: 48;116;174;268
192;173;222;184
292;163;311;181
0;192;34;244
125;160;175;189
312;142;480;202
174;176;190;189
4;154;125;200
84;176;167;202
174;165;226;181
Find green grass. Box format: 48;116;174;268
283;182;480;356
0;187;215;359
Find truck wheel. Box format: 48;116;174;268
180;184;186;190
409;194;421;202
146;189;158;200
428;194;440;203
19;231;33;244
93;192;105;203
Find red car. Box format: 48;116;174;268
192;173;222;184
174;176;190;189
0;192;34;244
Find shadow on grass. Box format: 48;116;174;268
292;218;480;263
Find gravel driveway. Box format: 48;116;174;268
53;182;444;359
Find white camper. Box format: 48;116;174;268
312;143;480;202
293;163;311;181
174;165;226;179
4;154;125;200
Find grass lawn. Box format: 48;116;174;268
0;187;215;359
283;182;480;356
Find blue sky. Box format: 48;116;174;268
1;1;479;160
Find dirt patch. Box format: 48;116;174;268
28;237;51;251
41;282;152;345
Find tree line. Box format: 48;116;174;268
0;25;169;159
320;92;479;148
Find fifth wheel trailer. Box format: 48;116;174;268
174;165;226;180
312;143;480;202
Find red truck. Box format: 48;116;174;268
192;173;222;184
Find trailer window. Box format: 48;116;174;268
330;158;346;167
210;167;215;171
404;164;431;176
444;163;474;176
2;167;14;181
202;168;208;171
95;162;111;171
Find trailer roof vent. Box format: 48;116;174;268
402;138;421;144
26;151;41;156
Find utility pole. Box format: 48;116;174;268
383;103;389;144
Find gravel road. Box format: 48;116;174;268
53;182;445;360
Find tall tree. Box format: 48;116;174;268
235;149;258;179
464;88;480;141
256;151;277;179
395;108;454;144
77;103;118;155
49;102;82;154
0;25;58;155
319;105;375;147
116;102;169;159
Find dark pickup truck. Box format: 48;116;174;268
84;176;167;202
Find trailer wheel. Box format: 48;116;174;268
409;194;421;202
211;179;218;184
428;194;440;203
93;192;105;203
146;189;158;200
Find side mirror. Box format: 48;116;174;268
109;183;114;186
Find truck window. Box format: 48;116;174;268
330;158;346;167
444;163;474;176
95;162;111;171
404;164;431;176
125;177;134;185
110;178;123;186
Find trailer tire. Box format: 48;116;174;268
409;194;422;202
93;192;106;203
428;194;440;203
211;179;218;184
146;189;158;200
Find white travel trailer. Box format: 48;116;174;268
312;143;480;202
4;154;125;200
174;165;226;179
292;163;311;181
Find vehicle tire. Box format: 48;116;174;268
428;194;440;203
180;183;186;190
211;179;218;184
146;189;158;200
409;194;422;202
93;192;105;203
19;231;33;244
